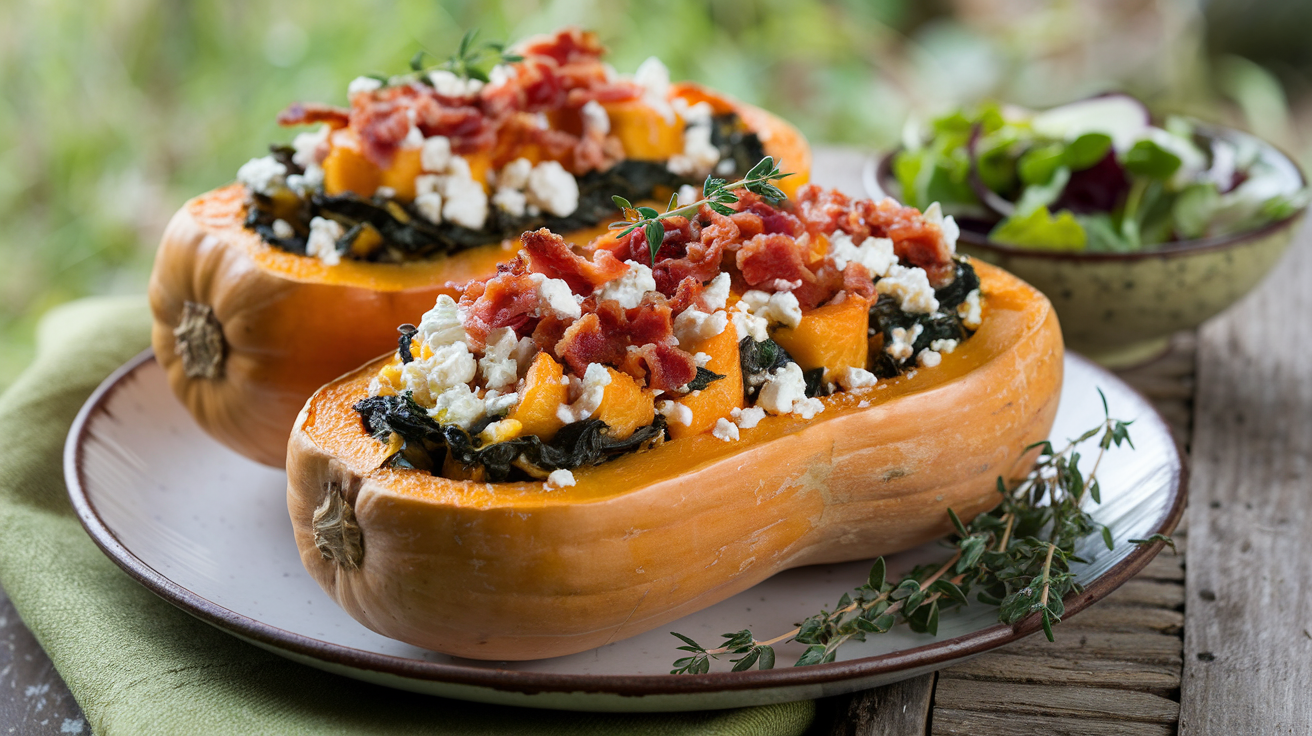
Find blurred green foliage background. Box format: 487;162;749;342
3;0;1311;387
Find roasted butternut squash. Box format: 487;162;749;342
594;368;656;440
668;326;744;440
603;99;686;161
285;260;1062;660
771;295;871;383
507;353;569;442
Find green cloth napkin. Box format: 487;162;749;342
0;295;816;736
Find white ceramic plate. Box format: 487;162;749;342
65;351;1183;712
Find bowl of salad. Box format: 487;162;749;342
866;94;1308;366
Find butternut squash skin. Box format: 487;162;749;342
285;261;1063;660
149;91;810;468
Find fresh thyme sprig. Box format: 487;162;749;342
610;156;792;268
407;29;523;84
670;389;1160;673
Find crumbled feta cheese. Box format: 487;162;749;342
487;64;517;89
702;273;731;311
740;290;803;329
417;294;466;348
526;161;580;217
375;185;397;199
530;273;583;319
402;125;424;148
876;265;939;314
424;342;479;391
512;337;537;376
492;187;527;217
633;56;675;123
712;417;740;442
731;406;766;429
731;301;769;342
271;219;294;239
886;323;923;363
857;399;870;408
480;328;520;391
838;367;879;390
447;156;473;179
292;125;330;169
497;158;533;190
429;69;484;98
674;308;729;348
442;175;489;230
415;192;443;224
677;184;700;209
483;390;520;417
545;468;576;489
657;400;694;427
415;174;442;196
829;232;897;277
929;338;958;354
420;136;453;173
236;155;287;196
580;100;610;135
958;289;982;330
557;363;611;424
769;278;803;292
693;352;712;367
792;397;825;420
306;216;343;266
668;120;720;178
596;261;656;308
922;202;959;256
347;76;382;96
757;362;811;416
918;349;942;368
286;164;323;194
430;383;484;429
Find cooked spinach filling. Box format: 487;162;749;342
354;393;666;482
738;337;826;398
246;113;766;263
868;257;979;379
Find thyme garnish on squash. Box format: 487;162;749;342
670;390;1168;673
409;29;523;83
610;156;792;267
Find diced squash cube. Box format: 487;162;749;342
509;353;568;442
379;148;423;200
323;130;382;197
771;296;871;383
603;100;685;161
595;368;655;440
668;326;744;440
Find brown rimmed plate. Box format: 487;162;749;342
64;350;1183;712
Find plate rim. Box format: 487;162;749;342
64;348;1187;699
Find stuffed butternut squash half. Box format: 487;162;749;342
149;28;811;467
287;175;1062;660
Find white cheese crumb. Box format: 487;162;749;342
271;219;294;239
731;301;769;342
487;64;518;89
415;192;444;224
236;155;286;196
923;202;959;256
693;352;712;367
545;468;576;489
483;390;520;416
429;383;485;429
292;125;330;169
876;265;939;314
918;349;942;368
497;158;533;190
886;323;923;363
677;184;700;210
633;56;675;123
429;69;484;98
423;342;479;392
443;175;489;230
492;187;527;217
530;273;583;319
580;100;610;135
420;136;453;173
958;289;982;330
712;417;740;442
480;328;520;391
526;160;580;217
657;400;694;427
668;116;720;178
512;337;537;377
757;362;811;416
305;217;343;266
929;338;958;354
596;261;656;309
417;294;467;348
374;185;397;199
829;232;897;277
741;290;803;329
674;308;730;349
702;272;731;311
792;397;825;419
857;399;871;408
557;363;611;424
731;406;766;429
347;76;382;96
838;366;879;390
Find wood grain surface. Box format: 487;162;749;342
1180;230;1312;733
0;586;86;735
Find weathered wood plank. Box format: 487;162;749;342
1136;551;1185;582
1001;629;1181;666
932;708;1173;736
1181;231;1312;731
933;680;1180;723
1063;605;1184;635
825;673;934;736
939;652;1180;693
1100;579;1184;610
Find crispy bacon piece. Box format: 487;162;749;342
522;228;628;294
553;297;696;392
627;343;698;394
736;234;817;291
515;27;608;65
458;260;540;350
276;102;350;129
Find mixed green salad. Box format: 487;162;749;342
892;95;1308;252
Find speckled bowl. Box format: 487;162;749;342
866;128;1307;367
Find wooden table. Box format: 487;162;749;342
2;147;1308;735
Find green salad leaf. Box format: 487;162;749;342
989;207;1087;251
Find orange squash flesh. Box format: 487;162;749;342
594;368;656;440
667;326;745;440
603;99;685;161
286;261;1063;660
507;352;569;442
151;88;810;468
771;295;871;383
